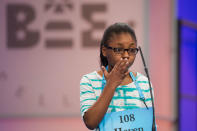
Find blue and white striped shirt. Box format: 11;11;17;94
80;71;154;130
80;71;153;116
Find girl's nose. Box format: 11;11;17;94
122;50;129;59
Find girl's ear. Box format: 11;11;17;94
102;45;107;57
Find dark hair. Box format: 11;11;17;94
100;22;137;67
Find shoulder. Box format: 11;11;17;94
136;72;154;89
136;72;148;81
80;71;102;83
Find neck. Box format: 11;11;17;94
107;65;113;73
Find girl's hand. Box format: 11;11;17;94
101;58;130;88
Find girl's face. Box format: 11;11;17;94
102;32;137;69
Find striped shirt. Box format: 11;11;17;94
80;71;154;130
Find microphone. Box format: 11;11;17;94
138;46;156;131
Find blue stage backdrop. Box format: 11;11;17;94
178;0;197;130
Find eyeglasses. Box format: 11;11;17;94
105;46;139;55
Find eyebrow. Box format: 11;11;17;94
116;42;135;46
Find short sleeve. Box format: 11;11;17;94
80;75;97;117
136;73;155;107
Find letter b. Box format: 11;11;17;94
7;4;39;48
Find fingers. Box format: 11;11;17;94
113;58;123;71
118;58;130;73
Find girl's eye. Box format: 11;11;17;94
114;48;123;53
129;48;135;52
128;48;138;54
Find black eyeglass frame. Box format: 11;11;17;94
105;45;139;55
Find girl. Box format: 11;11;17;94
80;23;155;131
